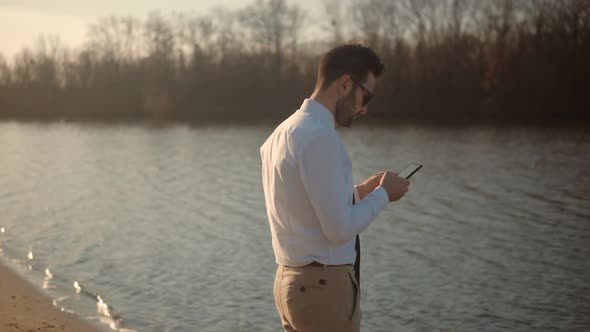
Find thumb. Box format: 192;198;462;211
379;171;391;184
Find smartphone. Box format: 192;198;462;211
398;162;422;179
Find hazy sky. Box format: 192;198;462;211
0;0;322;58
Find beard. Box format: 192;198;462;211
334;91;356;128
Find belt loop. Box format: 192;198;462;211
323;264;327;272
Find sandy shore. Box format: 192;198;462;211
0;262;105;332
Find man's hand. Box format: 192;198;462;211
357;172;385;200
379;171;410;202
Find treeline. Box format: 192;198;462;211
0;0;588;125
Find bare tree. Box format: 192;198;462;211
177;12;215;63
144;11;176;61
322;0;347;45
88;17;131;61
350;0;402;51
401;0;438;44
0;54;10;85
239;0;306;74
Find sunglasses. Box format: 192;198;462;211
350;77;375;106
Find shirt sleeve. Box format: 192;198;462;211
298;133;389;245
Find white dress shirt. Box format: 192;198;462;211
260;99;390;267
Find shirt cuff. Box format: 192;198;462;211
353;185;361;204
372;186;390;210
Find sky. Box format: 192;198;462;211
0;0;322;59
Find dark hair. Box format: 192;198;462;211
318;43;384;90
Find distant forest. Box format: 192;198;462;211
0;0;588;125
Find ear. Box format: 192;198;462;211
336;74;353;97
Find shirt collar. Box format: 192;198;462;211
300;99;335;130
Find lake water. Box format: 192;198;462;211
0;122;588;332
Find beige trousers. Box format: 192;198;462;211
274;264;361;332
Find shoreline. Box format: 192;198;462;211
1;114;589;130
0;261;107;332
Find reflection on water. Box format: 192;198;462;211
0;122;588;332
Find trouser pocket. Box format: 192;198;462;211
348;270;360;322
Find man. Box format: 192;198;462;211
260;44;410;332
